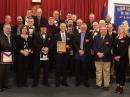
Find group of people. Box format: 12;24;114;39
0;8;130;95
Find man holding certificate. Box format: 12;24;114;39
0;24;14;92
54;23;72;87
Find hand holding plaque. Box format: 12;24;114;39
57;41;66;53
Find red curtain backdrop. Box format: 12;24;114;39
0;0;108;24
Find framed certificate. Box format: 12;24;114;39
1;52;13;64
57;41;66;53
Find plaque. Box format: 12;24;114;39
57;41;66;53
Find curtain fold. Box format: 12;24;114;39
0;0;108;24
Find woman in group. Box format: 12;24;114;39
113;25;130;94
15;25;32;87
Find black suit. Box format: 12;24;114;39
34;16;48;31
33;32;52;86
54;19;62;33
54;32;72;86
0;33;14;89
74;32;93;85
86;20;93;32
15;35;32;87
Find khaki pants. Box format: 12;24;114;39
95;61;111;87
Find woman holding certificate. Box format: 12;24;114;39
15;26;32;87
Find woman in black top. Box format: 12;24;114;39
15;26;32;87
113;25;130;94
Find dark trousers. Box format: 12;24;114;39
75;55;89;84
0;64;10;89
55;54;68;85
33;60;49;85
67;55;75;76
115;58;128;86
16;54;29;86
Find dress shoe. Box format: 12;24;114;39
103;87;109;91
75;82;81;87
84;83;89;87
119;87;124;94
115;86;120;93
56;84;60;87
3;85;12;89
96;85;101;89
62;83;69;87
42;83;50;87
32;84;38;88
0;88;4;92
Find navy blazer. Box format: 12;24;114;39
93;34;113;62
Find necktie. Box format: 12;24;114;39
62;33;66;42
7;35;11;47
38;16;41;26
80;33;85;50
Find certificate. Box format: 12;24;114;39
57;41;66;53
1;52;13;64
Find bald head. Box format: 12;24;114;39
37;8;42;16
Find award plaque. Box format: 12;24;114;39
1;52;13;64
57;41;66;53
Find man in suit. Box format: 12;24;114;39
0;24;14;92
74;23;93;87
54;23;72;87
86;13;95;32
53;10;62;33
27;17;36;38
107;24;117;39
34;8;48;31
22;9;34;26
14;16;24;37
0;16;15;36
75;19;83;34
93;26;113;90
32;25;52;87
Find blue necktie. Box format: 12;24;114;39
80;33;85;50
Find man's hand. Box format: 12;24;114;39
97;52;104;58
114;56;120;61
79;50;84;56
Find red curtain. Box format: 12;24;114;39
0;0;108;24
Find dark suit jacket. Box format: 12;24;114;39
54;19;62;33
86;20;93;32
0;33;15;52
93;34;113;61
34;16;48;29
74;32;93;60
33;32;52;53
